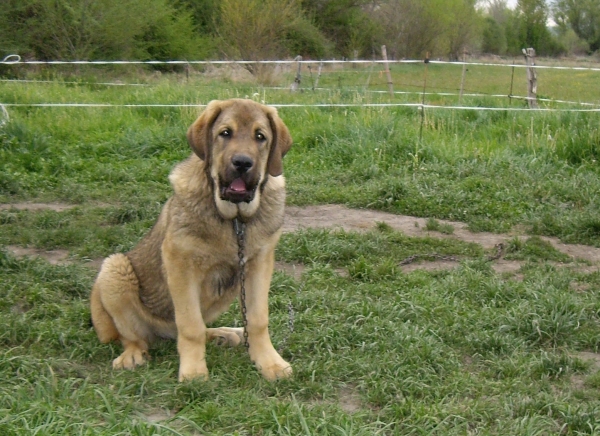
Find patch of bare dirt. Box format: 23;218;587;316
577;352;600;371
203;64;255;83
7;245;70;265
274;261;305;280
571;352;600;390
491;260;524;276
274;261;347;279
338;385;363;413
4;203;600;275
86;258;104;271
140;409;174;423
285;205;600;264
401;259;459;274
0;202;75;212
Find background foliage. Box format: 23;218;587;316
0;0;597;64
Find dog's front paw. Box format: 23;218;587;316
254;354;292;381
213;329;243;347
178;360;209;382
112;347;148;370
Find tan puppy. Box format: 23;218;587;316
90;99;293;381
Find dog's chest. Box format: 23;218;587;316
200;230;263;301
206;263;239;298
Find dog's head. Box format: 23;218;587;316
186;99;292;219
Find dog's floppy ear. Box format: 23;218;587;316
266;109;293;177
187;100;223;160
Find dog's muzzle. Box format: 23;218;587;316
220;178;257;204
219;154;259;204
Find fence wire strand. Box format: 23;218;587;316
2;55;600;113
2;102;600;112
2;56;600;71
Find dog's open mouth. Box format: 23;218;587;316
220;178;256;204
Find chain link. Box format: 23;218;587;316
234;217;297;356
487;243;505;261
233;218;249;351
399;253;459;265
278;282;301;355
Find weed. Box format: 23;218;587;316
2;70;600;433
425;217;455;234
506;236;572;263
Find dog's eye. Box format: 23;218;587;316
219;129;231;137
255;132;266;141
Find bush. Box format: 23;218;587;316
285;16;333;59
0;0;211;61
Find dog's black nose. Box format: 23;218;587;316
232;155;253;173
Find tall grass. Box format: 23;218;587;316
2;74;600;243
2;68;600;434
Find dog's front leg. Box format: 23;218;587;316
245;247;292;381
164;243;209;382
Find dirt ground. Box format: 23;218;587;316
5;201;600;388
3;202;600;278
284;205;600;278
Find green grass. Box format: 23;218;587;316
424;217;454;234
2;64;600;434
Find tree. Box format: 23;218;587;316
176;0;220;34
481;0;514;55
487;0;510;24
517;0;548;48
482;16;507;54
374;0;444;59
301;0;379;57
516;0;563;55
219;0;306;61
503;7;523;54
0;0;210;61
217;0;331;80
444;0;483;60
373;0;481;59
554;0;600;53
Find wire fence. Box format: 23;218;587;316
2;55;600;114
3;55;600;71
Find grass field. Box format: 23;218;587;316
2;60;600;434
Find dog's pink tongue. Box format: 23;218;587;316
229;178;247;192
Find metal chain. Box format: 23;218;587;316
399;253;459;265
487;243;505;261
233;218;249;351
278;282;301;355
234;217;297;356
399;243;505;267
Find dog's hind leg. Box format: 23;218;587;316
207;327;244;347
90;278;119;343
91;254;153;370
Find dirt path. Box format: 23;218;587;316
3;202;600;276
0;203;76;212
284;205;600;276
285;205;600;263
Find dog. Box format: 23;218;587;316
90;99;293;381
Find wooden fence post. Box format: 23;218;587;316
522;48;538;109
314;61;323;90
509;61;515;105
290;55;302;92
364;60;375;92
381;45;394;98
459;47;467;104
419;52;430;146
